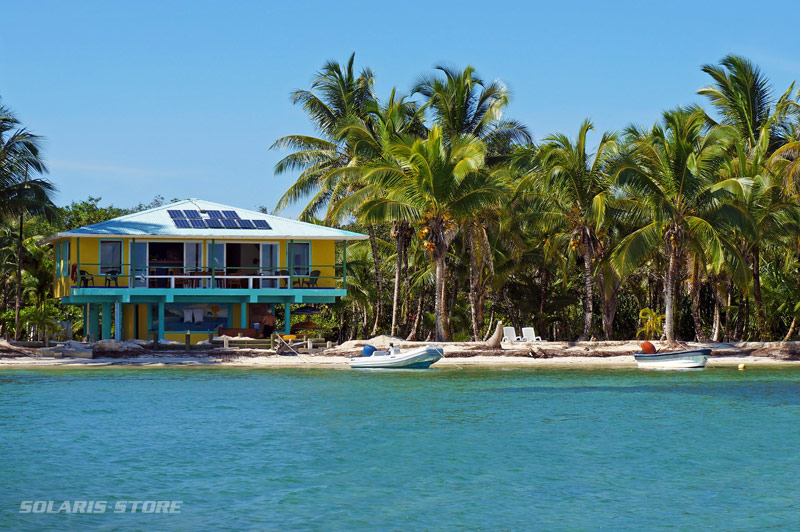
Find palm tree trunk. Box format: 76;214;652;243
406;289;424;341
468;234;481;341
664;245;678;343
14;211;24;341
390;231;402;337
402;247;410;335
367;225;383;336
434;253;449;342
751;246;768;340
711;279;722;342
783;316;796;342
689;258;707;341
538;268;549;338
579;244;593;341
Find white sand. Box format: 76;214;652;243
0;353;797;369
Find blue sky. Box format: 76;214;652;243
1;0;798;217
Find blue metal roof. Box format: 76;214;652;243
44;199;367;242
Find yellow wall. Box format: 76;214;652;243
52;236;341;293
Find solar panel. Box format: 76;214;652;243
205;210;224;218
190;219;206;229
174;219;191;228
222;210;240;219
237;219;255;229
183;210;201;218
221;218;239;228
168;210;185;219
206;218;224;228
252;220;271;229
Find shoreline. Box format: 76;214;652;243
4;339;800;369
2;353;800;369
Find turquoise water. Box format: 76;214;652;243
2;367;800;531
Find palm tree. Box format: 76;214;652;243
698;54;796;151
270;54;391;334
413;65;529;339
355;126;504;341
0;102;55;340
611;107;745;343
532;119;618;340
413;65;530;151
333;90;427;336
719;129;800;339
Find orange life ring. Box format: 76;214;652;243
71;263;78;283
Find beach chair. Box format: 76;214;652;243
521;327;542;342
502;327;523;342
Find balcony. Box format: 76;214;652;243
71;264;347;292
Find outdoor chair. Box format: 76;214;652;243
104;269;120;287
303;270;321;288
521;327;543;342
80;270;95;288
277;270;290;288
502;327;523;342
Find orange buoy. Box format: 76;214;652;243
640;341;656;354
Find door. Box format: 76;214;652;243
130;242;147;287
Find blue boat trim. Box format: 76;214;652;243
634;349;711;360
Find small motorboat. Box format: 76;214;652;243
634;348;711;369
349;344;444;369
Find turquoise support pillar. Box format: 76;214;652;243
157;300;165;342
101;302;112;340
284;302;291;334
88;304;100;342
114;302;122;340
226;304;233;327
240;302;247;328
83;304;88;339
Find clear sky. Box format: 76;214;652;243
1;0;798;217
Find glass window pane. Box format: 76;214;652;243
186;243;201;269
292;243;310;276
206;243;224;268
100;241;121;273
64;242;70;277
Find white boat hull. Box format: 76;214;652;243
634;349;711;369
349;345;444;369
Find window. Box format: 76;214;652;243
99;241;122;273
206;243;225;270
185;242;202;270
62;241;70;278
291;242;311;276
55;243;61;278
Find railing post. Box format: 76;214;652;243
342;239;347;289
76;237;81;289
211;239;215;288
288;240;294;289
130;238;136;287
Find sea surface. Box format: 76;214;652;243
1;366;800;531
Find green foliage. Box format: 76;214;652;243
636;308;665;340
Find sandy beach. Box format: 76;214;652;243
3;336;800;369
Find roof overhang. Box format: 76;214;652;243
40;232;369;245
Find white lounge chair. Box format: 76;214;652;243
521;327;542;342
502;327;523;343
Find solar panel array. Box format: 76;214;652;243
167;209;271;230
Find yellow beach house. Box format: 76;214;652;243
43;199;367;343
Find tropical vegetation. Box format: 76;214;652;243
3;54;800;345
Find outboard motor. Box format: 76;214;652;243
362;345;377;357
